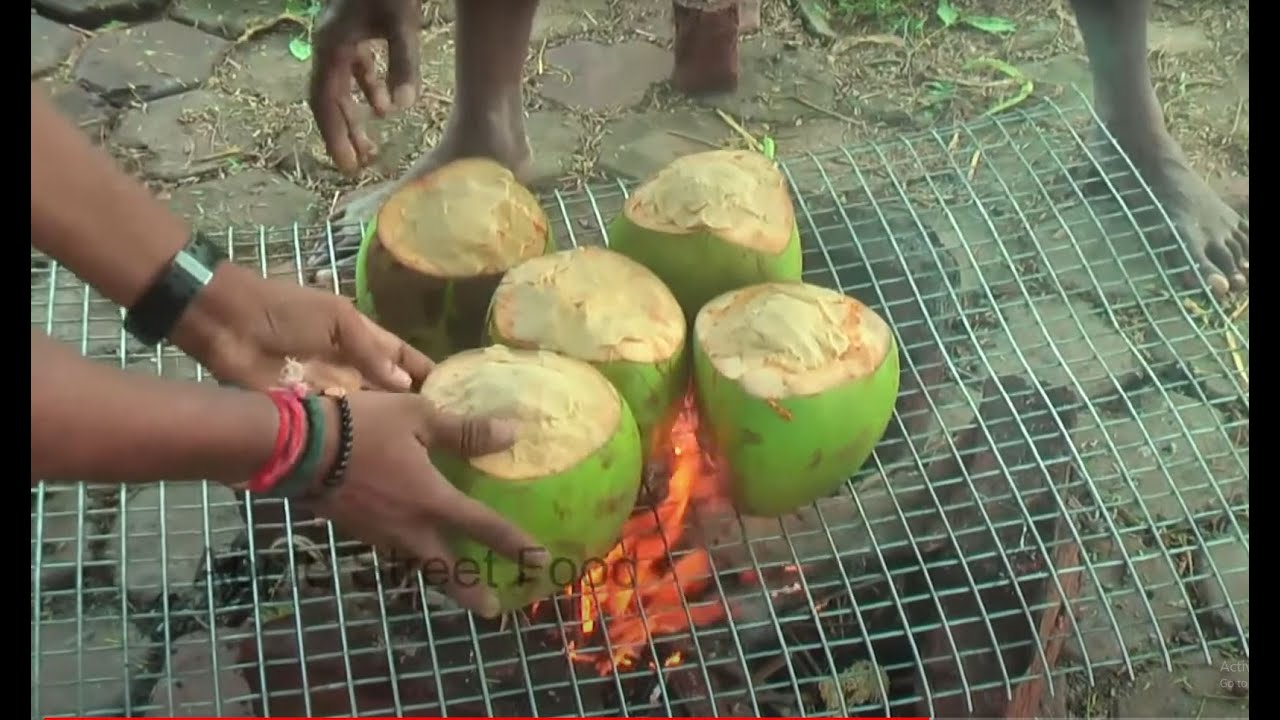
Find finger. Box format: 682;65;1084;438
342;95;378;171
422;461;550;568
353;44;392;117
420;404;519;457
331;301;416;391
308;45;361;175
395;526;502;618
386;21;421;110
358;313;434;389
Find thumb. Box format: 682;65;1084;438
386;21;421;110
333;302;415;391
421;404;519;458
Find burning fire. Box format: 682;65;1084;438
564;389;728;674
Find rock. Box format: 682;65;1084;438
32;14;81;78
218;32;310;105
1072;393;1247;523
969;294;1143;400
1115;658;1248;718
597;111;729;180
1147;21;1212;56
146;631;256;716
531;0;613;44
32;0;164;27
170;0;282;39
74;20;231;105
108;482;245;605
695;37;838;123
1062;536;1191;668
540;40;672;111
165;169;323;230
32;483;117;594
32;614;152;717
524;112;583;188
1137;298;1249;403
1193;537;1249;640
49;83;118;143
1009;18;1060;54
112;90;259;181
1031;202;1163;299
1018;54;1091;96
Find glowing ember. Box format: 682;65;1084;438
566;389;727;674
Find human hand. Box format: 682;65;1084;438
306;389;549;618
172;262;431;392
309;0;422;175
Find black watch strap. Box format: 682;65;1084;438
123;231;227;347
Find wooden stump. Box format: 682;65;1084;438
671;0;740;95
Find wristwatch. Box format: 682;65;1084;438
123;231;228;347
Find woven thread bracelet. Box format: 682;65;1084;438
267;394;328;499
247;389;307;495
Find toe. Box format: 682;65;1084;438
1234;221;1249;258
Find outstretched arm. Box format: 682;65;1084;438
31;329;284;487
30;83;191;310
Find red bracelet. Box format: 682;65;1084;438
248;389;308;494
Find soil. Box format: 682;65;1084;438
30;0;1248;718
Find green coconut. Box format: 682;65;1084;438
484;246;690;455
605;149;803;322
418;344;644;613
692;282;900;517
355;158;554;359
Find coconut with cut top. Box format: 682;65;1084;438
355;158;553;359
419;344;644;612
606;149;803;322
485;246;689;454
692;282;899;517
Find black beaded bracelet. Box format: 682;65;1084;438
320;393;354;491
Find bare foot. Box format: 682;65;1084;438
305;108;534;285
1089;129;1248;298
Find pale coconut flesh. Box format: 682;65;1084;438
486;246;689;454
357;158;553;359
606;149;803;322
693;282;900;517
419;345;644;612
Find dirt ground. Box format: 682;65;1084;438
30;0;1248;717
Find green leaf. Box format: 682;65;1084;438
962;15;1017;34
936;0;959;27
288;36;312;62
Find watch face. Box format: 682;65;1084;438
174;249;216;285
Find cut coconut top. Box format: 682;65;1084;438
419;345;622;480
623;149;794;254
695;282;893;399
375;158;548;278
490;246;686;364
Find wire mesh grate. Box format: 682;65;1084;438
31;92;1248;719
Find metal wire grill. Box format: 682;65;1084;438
31;92;1248;719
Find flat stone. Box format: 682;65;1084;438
1193;538;1249;639
32;484;118;594
1134;298;1248;403
531;0;613;44
49;83;118;143
1009;18;1060;54
74;20;230;105
1073;393;1247;523
1062;536;1191;668
1148;21;1213;56
525;112;583;188
1019;54;1091;96
597;111;729;180
969;294;1143;400
165;169;323;230
32;0;163;27
1031;202;1164;299
146;631;256;716
112;90;258;181
219;32;310;105
541;40;672;111
696;37;838;123
32;14;81;78
1116;659;1248;718
31;269;150;361
108;482;244;605
33;614;152;717
170;0;282;39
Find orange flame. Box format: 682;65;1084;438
566;390;728;674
